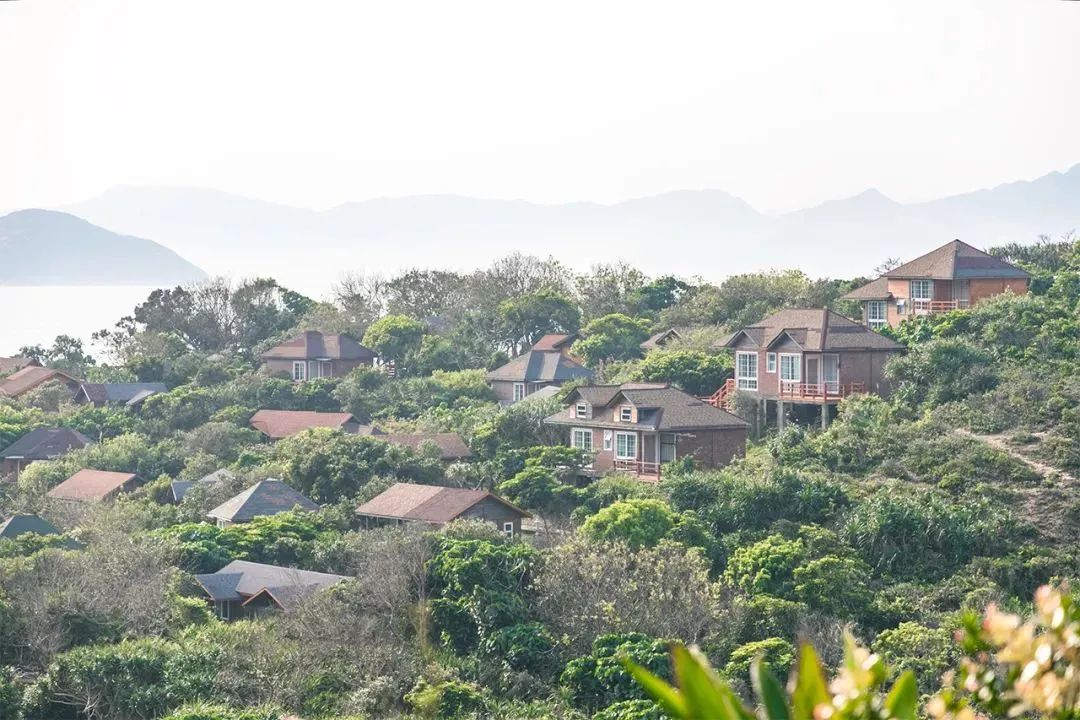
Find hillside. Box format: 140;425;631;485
58;163;1080;291
0;209;206;286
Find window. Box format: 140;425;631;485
910;279;932;300
512;383;525;402
615;432;638;460
215;600;230;620
735;352;758;390
779;354;801;382
866;301;887;328
603;430;613;451
503;522;515;538
292;361;306;382
766;353;777;373
660;433;676;463
620;406;633;422
575;402;588;418
571;428;594;452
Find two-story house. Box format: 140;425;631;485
842;240;1030;329
262;331;378;382
544;383;749;481
487;334;594;404
713;308;904;427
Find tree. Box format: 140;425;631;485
573;314;651;367
561;633;670;712
361;315;425;372
497;289;580;355
636;349;731;395
19;335;96;377
633;276;693;316
580;499;677;549
575;263;649;319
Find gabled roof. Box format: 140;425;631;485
0;513;61;540
884;240;1030;280
194;559;349;608
46;469;139;502
531;334;577;352
0;356;38;375
171;468;235;503
262;331;377;361
550;383;748;431
720;308;902;352
207;479;319;523
841;277;892;301
77;382;168;405
357;482;530;523
0;366;78;398
249;409;357;440
377;433;473;461
486;350;594;383
640;329;683;350
0;427;91;460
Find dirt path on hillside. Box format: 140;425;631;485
956;429;1077;484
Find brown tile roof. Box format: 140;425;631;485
722;308;902;352
378;433;473;461
640;329;683;350
841;277;892;301
207;479;319;522
249;409;357;440
884;239;1030;280
0;366;78;398
47;469;139;502
551;383;748;431
262;331;376;361
357;482;530;523
0;356;38;375
531;334;577;352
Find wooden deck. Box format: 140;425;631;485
778;381;864;404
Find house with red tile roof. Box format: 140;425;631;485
376;433;473;462
249;409;361;440
0;356;38;376
261;331;377;382
357;482;530;537
0;366;80;399
46;469;141;503
842;240;1030;329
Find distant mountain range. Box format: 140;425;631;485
0;209;206;286
37;162;1080;292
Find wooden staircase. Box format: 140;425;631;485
703;378;736;411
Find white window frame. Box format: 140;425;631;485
615;431;638;460
603;430;613;451
575;402;588;419
215;600;230;620
766;352;777;373
910;279;932;300
502;522;515;538
619;406;633;423
512;382;526;402
735;351;758;391
866;301;887;328
779;353;802;383
571;427;594;452
292;361;307;382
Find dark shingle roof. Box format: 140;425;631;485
487;350;594;383
249;410;357;439
531;334;576;351
640;329;683;350
78;382;168;405
0;513;61;540
884;239;1030;280
207;479;319;523
377;433;473;461
357;482;530;523
550;383;748;431
841;277;893;301
46;469;139;502
171;468;235;503
262;331;377;362
194;560;349;608
0;427;90;460
722;308;902;352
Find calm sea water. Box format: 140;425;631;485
0;286;157;356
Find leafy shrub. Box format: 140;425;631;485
593;698;666;720
580;499;677;549
560;633;670;712
480;622;558;677
874;622;957;693
723;637;795;685
404;678;488;719
724;534;806;597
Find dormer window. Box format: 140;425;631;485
620;406;633;423
575;402;588;419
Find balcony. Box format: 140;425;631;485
779;381;865;404
911;298;969;314
612;458;662;482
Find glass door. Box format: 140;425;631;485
823;354;840;393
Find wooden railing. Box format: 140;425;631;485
779;381;864;402
911;299;969;313
702;378;736;410
614;458;661;479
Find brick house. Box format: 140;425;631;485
713;308;904;427
544;383;749;481
262;331;378;381
357;482;531;537
487;334;594;404
843;240;1030;329
1;427;91;480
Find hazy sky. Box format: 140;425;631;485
3;0;1079;213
